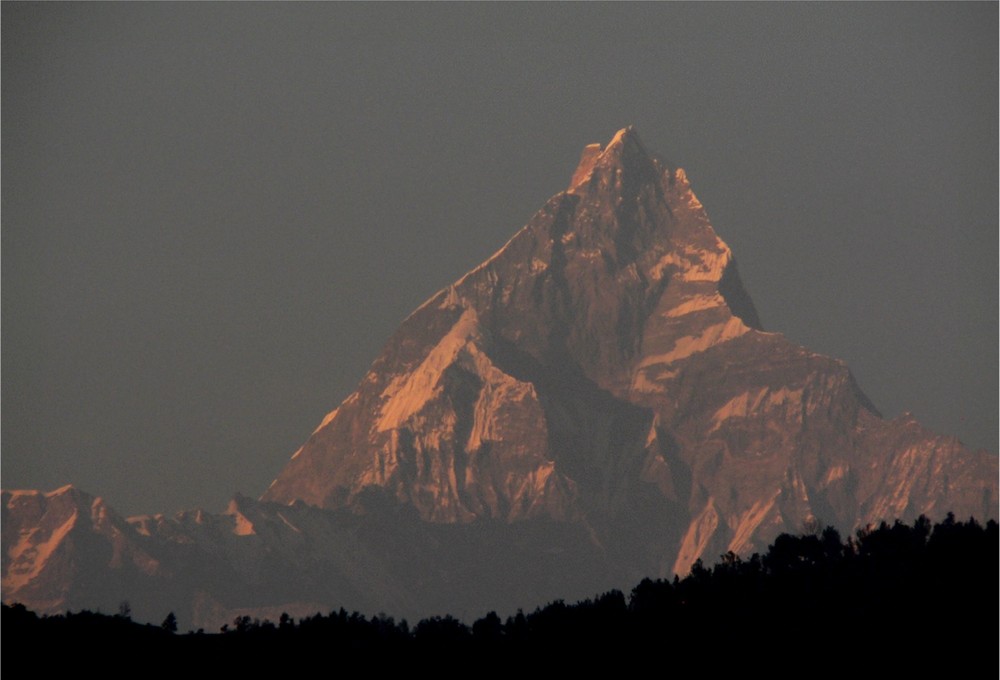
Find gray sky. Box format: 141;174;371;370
3;3;996;517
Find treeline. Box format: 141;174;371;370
3;514;996;673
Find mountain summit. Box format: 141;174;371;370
4;128;996;627
262;127;996;574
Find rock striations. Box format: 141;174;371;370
4;128;997;629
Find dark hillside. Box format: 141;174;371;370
4;515;995;674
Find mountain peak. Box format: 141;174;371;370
569;126;652;190
262;127;996;569
605;124;641;151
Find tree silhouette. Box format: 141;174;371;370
2;513;994;672
161;612;178;634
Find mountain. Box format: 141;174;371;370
3;485;613;630
4;128;996;629
262;126;996;572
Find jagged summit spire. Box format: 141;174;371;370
568;126;658;193
604;124;643;152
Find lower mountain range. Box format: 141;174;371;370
3;128;996;630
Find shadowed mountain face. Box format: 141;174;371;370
4;129;996;628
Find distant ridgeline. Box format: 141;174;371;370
4;515;996;673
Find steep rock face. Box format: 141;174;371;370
2;486;165;618
263;127;997;576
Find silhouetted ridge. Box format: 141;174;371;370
5;515;994;673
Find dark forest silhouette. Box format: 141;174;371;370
3;514;996;674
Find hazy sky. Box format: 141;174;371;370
3;3;996;516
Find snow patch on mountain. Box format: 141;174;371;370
377;307;480;432
465;353;539;452
652;242;732;283
727;492;780;555
313;408;339;435
569;143;604;190
639;316;750;368
709;387;807;431
666;292;728;318
674;499;720;575
672;168;703;210
4;510;77;592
